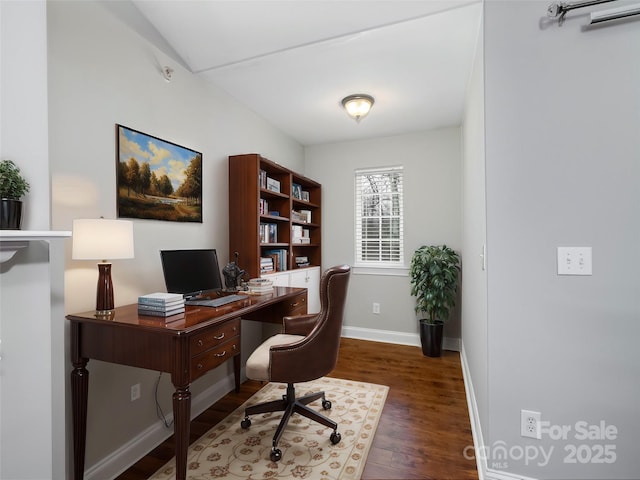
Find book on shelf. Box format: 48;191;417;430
291;209;312;223
292;183;302;199
260;256;274;273
138;292;184;305
263;248;288;271
259;169;267;189
259;223;278;243
259;198;268;215
266;177;280;193
295;256;310;268
300;209;312;223
292;225;310;243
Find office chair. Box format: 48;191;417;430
240;264;351;462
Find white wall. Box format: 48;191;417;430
461;6;487;465
47;1;303;477
482;2;640;479
0;1;68;479
305;129;463;345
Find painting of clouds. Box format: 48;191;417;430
116;124;202;222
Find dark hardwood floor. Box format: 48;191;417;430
116;338;478;480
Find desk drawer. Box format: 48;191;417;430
190;319;240;354
287;291;307;317
191;338;239;381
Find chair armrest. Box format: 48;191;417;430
282;314;317;336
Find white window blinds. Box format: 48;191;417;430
354;166;404;266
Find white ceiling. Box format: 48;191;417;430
128;0;482;146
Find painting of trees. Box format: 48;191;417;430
116;125;202;222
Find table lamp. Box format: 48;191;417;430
72;218;134;315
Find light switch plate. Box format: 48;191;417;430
557;247;592;275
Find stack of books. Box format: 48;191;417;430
247;278;274;294
138;292;185;317
260;256;274;273
295;256;310;268
292;225;310;244
264;248;287;271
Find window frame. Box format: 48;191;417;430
353;165;405;271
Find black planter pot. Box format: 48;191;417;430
419;319;444;357
0;199;24;230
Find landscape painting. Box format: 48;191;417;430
116;124;202;222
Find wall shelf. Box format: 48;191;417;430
0;230;71;263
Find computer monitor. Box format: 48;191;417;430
160;249;223;298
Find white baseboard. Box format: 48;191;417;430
341;325;460;352
85;373;236;480
459;341;538;480
460;340;486;480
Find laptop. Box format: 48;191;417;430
160;249;245;307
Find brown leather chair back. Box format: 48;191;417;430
269;265;351;383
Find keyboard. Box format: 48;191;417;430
186;294;246;308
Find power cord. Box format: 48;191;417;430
155;372;173;428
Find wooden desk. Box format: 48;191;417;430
67;287;307;480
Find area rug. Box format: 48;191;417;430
150;377;389;480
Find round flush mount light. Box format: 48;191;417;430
341;94;375;123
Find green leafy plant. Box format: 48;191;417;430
0;160;30;200
409;245;461;324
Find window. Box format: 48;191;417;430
354;166;404;267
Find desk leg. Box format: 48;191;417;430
234;354;241;393
71;358;89;480
173;386;191;480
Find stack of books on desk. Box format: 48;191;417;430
247;278;274;294
138;292;185;317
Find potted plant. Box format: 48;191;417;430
0;159;30;230
409;245;461;357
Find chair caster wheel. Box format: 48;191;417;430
270;448;282;462
330;431;341;445
241;418;251;429
322;399;332;410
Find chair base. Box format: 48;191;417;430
241;383;341;461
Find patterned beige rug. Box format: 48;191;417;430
150;377;388;480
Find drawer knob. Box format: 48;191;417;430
214;333;225;340
197;363;203;370
214;350;226;358
197;340;204;347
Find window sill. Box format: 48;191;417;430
352;265;408;277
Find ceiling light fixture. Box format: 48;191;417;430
341;94;375;123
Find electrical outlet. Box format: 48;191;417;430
521;409;541;439
372;302;380;314
131;383;141;402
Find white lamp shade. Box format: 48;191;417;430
72;218;135;260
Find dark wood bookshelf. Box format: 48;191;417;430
229;154;321;278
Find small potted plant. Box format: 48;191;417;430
409;245;461;357
0;159;30;229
